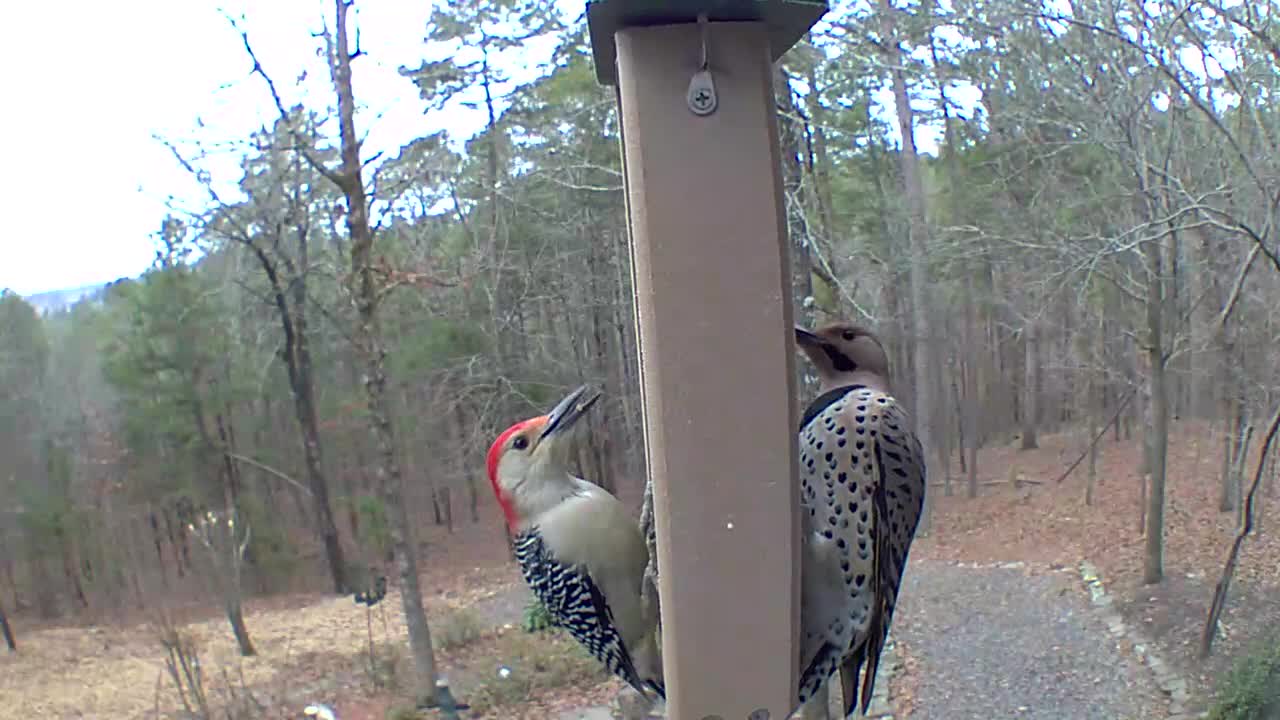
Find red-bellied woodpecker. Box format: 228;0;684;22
792;322;926;718
486;384;664;701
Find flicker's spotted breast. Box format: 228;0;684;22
795;382;926;711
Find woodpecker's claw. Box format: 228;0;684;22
540;384;601;439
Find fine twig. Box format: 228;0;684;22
1054;386;1139;484
224;452;314;497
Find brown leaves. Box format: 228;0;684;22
915;419;1280;594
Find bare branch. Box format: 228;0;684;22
222;11;345;188
224;452;314;497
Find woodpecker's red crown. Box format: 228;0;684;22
485;385;601;529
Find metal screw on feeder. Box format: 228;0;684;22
686;14;717;115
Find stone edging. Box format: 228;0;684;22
1077;560;1207;720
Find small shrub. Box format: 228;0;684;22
384;703;421;720
1209;633;1280;720
155;622;210;719
239;496;298;594
522;597;555;633
463;629;607;714
356;495;392;560
436;608;484;650
362;643;403;691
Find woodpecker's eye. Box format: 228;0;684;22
842;329;857;341
512;435;529;451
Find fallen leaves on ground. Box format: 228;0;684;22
4;419;1276;718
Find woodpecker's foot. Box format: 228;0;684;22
612;685;664;719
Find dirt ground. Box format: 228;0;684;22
1;419;1275;718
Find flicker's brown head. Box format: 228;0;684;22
793;321;891;388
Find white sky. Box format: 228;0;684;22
1;0;568;296
2;1;953;297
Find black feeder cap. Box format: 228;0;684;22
586;0;829;85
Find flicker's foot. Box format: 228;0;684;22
791;685;832;720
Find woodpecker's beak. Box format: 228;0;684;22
539;384;601;440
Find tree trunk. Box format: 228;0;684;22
1187;226;1218;418
294;370;348;594
441;487;454;535
59;531;89;610
1231;426;1255;532
347;358;370;539
881;0;936;532
774;62;817;340
0;596;14;651
226;602;256;656
330;0;438;701
149;511;169;588
454;402;481;523
28;546;57;620
1220;402;1241;512
1020;322;1040;450
1218;331;1240;512
1086;375;1098;507
1143;233;1169;586
431;484;445;526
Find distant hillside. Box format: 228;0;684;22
23;282;110;315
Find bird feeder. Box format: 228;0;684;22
586;2;827;718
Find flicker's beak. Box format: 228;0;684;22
794;326;824;349
539;384;601;440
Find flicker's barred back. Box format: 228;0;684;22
791;321;927;719
512;529;650;696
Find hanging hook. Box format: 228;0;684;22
688;13;717;116
698;12;710;71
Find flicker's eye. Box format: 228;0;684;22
842;329;856;341
513;436;529;451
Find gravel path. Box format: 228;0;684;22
894;558;1167;720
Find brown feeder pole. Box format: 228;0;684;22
586;2;828;718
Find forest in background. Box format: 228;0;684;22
1;0;1278;709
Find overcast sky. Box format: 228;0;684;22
3;0;564;296
2;1;956;297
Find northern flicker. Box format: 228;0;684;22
792;322;926;718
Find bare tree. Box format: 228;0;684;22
326;0;439;701
187;506;255;656
162;122;352;596
228;0;442;701
879;0;938;529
